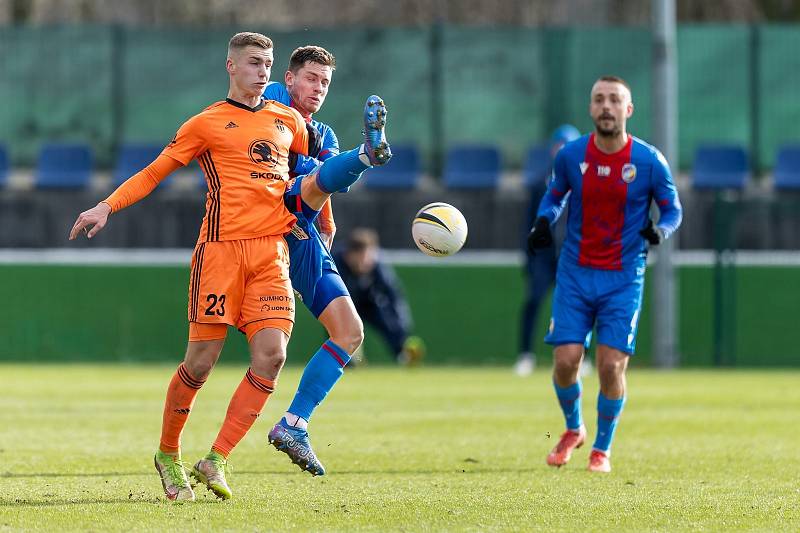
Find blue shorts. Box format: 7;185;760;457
545;259;645;355
284;175;350;318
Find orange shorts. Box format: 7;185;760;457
187;235;295;339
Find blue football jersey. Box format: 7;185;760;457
263;82;340;174
537;133;682;270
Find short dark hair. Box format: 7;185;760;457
347;228;378;253
228;32;273;54
595;75;630;92
288;45;336;73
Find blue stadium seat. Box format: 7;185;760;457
36;143;93;189
774;144;800;190
363;144;420;189
114;143;169;187
691;144;749;190
522;144;552;187
0;145;8;188
443;145;501;189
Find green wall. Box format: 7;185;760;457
0;25;798;171
2;263;797;367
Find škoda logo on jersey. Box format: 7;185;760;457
249;139;280;168
248;139;284;181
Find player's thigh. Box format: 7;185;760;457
239;235;295;339
287;230;339;315
309;269;351;318
545;263;595;346
318;295;363;342
595;272;645;355
188;241;244;326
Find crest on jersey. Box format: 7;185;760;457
621;163;637;183
290;223;309;240
249;139;280;168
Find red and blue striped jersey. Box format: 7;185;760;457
537;133;682;270
263;82;340;175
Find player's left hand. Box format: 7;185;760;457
320;230;335;250
640;219;664;245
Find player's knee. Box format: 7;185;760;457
331;317;364;354
554;348;582;370
183;357;215;381
183;342;223;379
597;357;626;383
251;345;287;377
553;359;581;382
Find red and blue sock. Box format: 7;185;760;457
314;148;369;194
554;380;583;431
287;340;351;423
592;392;625;454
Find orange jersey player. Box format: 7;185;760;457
69;32;321;502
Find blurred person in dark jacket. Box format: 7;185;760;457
334;228;424;365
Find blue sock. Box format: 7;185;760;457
593;392;626;454
286;340;351;422
554;380;583;431
315;147;369;194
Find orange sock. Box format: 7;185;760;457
211;368;275;458
159;363;205;454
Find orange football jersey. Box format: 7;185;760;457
162;98;311;243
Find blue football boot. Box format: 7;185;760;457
362;95;392;166
268;418;326;476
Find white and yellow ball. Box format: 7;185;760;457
411;202;468;257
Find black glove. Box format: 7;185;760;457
527;216;553;252
640;219;664;245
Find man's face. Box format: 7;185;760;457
589;81;633;137
285;61;332;115
228;46;273;98
346;247;377;275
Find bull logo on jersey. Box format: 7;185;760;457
621;163;637;183
249;139;280;168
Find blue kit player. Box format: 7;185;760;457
262;46;391;476
514;124;580;377
528;76;682;473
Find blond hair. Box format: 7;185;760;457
228;32;273;56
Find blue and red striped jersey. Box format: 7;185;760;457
263;82;340;175
537;133;682;270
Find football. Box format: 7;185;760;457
412;202;468;257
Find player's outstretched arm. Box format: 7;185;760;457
68;154;182;240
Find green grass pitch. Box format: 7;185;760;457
1;364;798;531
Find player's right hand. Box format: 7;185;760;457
527;216;553;252
69;202;112;240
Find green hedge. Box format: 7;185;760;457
2;263;796;366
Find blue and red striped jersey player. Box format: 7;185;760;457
261;45;392;477
528;75;682;473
